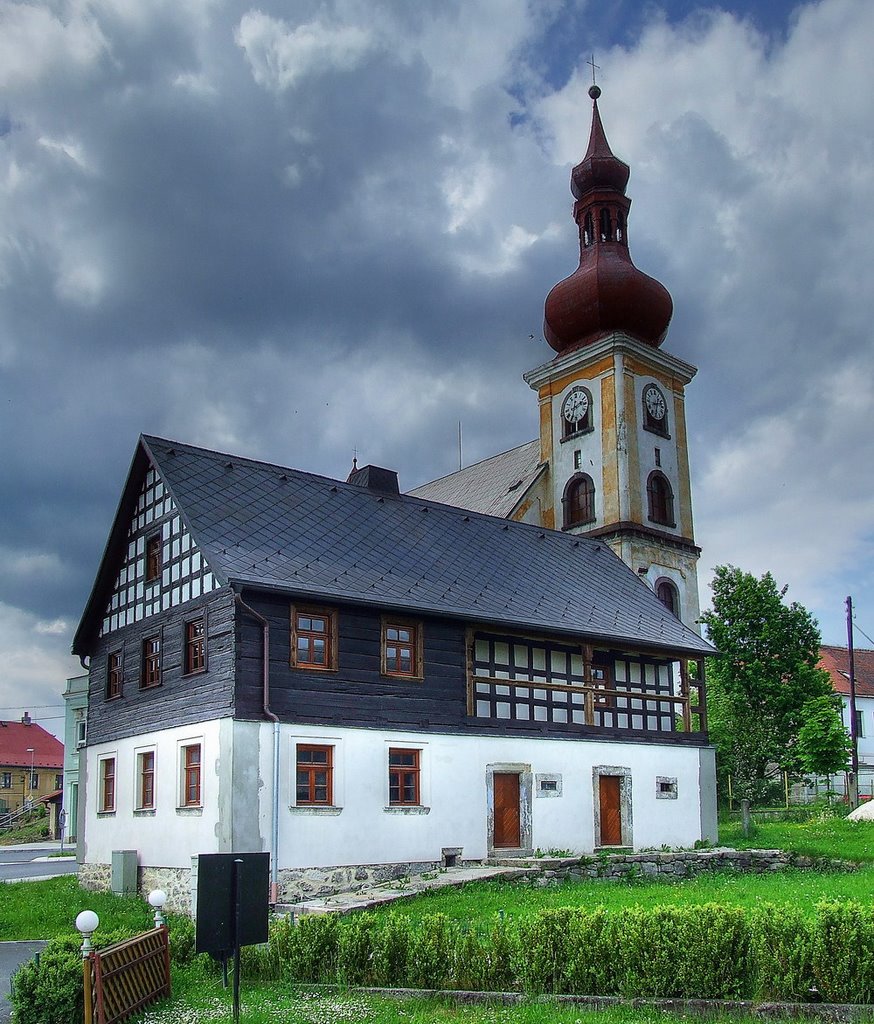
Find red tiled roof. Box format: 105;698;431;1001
819;645;874;698
0;721;64;769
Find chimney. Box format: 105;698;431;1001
21;712;32;726
346;465;400;495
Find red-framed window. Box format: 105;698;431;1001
389;748;420;805
141;635;161;688
296;745;333;805
291;608;336;670
146;534;162;582
182;744;201;807
100;757;116;813
184;618;206;674
382;620;422;678
106;651;123;699
139;751;155;809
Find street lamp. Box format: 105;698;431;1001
26;748;34;807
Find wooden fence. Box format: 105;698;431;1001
83;925;171;1024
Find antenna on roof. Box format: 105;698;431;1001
458;421;463;472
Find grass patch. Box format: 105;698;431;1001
0;818;50;845
719;816;874;862
134;975;804;1024
355;867;874;926
0;874;155;940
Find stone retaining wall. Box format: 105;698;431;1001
488;847;849;883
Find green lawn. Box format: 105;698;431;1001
0;874;156;940
719;814;874;862
133;974;785;1024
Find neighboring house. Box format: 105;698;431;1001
818;645;874;799
0;715;64;819
62;674;89;843
72;435;715;910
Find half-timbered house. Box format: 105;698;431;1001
73;433;715;908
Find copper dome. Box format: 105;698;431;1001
543;90;672;354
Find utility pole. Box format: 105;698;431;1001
846;596;859;808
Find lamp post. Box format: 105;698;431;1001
26;748;34;807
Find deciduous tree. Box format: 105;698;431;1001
700;565;832;809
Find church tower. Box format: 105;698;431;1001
523;85;701;627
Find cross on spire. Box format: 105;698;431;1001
586;54;600;87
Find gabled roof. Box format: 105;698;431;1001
0;722;63;769
820;645;874;698
407;440;545;518
74;435;713;657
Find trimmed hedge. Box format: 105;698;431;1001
257;901;874;1003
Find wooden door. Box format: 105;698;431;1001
599;775;622;846
493;773;521;848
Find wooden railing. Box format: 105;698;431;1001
83;926;170;1024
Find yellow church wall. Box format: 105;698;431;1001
538;398;554;466
600;372;620;523
673;392;695;538
623;368;642;523
538;355;615;399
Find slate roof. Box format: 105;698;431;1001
820;645;874;698
0;722;64;769
408;440;544;518
74;435;713;657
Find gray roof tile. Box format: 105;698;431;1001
108;435;712;656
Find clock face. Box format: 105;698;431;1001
563;388;590;424
644;385;666;421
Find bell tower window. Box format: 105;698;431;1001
647;472;675;528
656;579;680;617
582;212;594;248
599;208;612;241
563;474;596;528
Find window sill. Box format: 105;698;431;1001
562;519;596;531
181;668;208;679
134;808;156;817
176;806;203;816
559;427;594;443
139;682;163;691
289;805;343;815
381;673;424;683
384;805;430;815
97;810;116;818
647;517;677;529
290;664;339;673
104;694;123;702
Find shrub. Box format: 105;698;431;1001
337;914;380;986
406;914;456;990
10;930;129;1024
285;913;339;982
370;912;411;986
811;901;874;1003
750;903;813;1001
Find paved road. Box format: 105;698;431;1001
0;844;78;883
0;942;47;1024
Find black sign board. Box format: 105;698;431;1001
195;852;270;955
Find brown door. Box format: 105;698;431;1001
599;775;622;846
493;773;521;848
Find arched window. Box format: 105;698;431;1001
563;474;596;528
656;579;680;617
616;210;625;244
582;212;593;248
647;472;675;527
599;208;612;242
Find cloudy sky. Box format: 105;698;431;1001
2;0;872;739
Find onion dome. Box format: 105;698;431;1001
544;85;672;354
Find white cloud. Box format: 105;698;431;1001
0;2;109;88
235;10;372;92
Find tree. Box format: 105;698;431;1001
700;565;832;813
796;694;852;796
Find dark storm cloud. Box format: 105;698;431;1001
2;0;873;736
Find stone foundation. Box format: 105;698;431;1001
276;860;447;903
